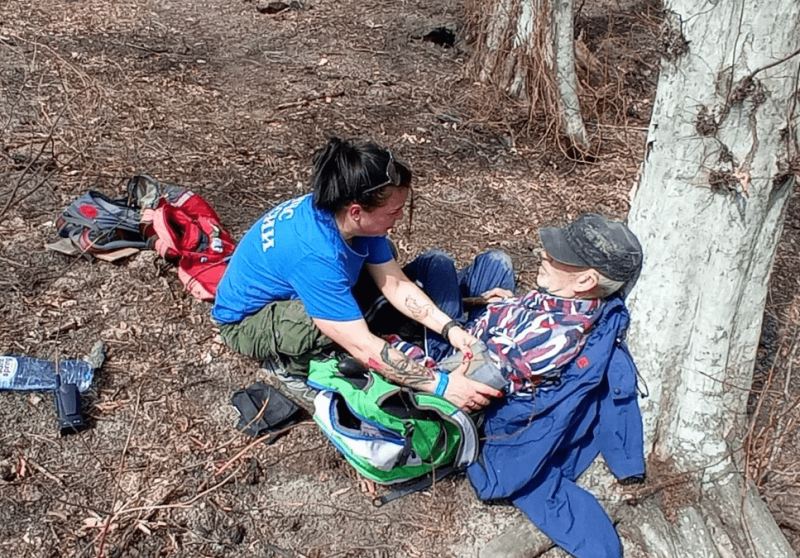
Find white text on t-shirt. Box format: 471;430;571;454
260;196;304;252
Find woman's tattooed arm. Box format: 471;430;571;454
405;295;433;321
366;342;437;391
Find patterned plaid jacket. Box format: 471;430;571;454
467;290;602;394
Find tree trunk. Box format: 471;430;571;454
465;0;588;147
623;0;800;556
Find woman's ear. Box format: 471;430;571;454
348;203;363;222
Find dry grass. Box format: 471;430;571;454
461;0;662;159
746;196;800;544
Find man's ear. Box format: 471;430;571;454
574;269;599;295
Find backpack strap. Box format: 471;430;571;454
73;227;151;254
378;390;451;465
372;465;461;507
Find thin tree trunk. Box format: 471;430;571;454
551;0;586;146
466;0;588;147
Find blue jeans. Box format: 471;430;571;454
401;249;516;360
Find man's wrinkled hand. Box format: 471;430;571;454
480;287;515;303
443;362;503;412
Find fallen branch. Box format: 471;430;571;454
215;420;314;476
96;382;143;558
45;318;81;339
110;467;241;519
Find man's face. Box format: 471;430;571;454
536;250;593;298
357;187;408;236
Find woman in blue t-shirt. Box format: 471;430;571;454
213;137;502;412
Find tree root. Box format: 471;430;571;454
620;476;795;558
479;474;796;558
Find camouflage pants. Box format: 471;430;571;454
217;299;334;377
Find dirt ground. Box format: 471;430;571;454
1;0;798;557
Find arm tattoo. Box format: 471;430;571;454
405;295;433;321
379;342;435;389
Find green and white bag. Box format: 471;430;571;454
307;358;479;485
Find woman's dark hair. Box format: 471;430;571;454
311;137;412;213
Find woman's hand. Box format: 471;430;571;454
445;324;478;358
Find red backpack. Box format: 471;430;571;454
131;176;236;301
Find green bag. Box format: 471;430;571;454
307;358;479;485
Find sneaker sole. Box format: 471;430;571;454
261;363;317;414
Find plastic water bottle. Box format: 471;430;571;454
0;356;95;392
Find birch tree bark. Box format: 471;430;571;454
466;0;588;147
622;0;800;556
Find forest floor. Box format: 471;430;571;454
1;0;798;557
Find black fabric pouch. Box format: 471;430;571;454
232;382;302;442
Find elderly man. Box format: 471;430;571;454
457;213;645;558
381;214;641;557
462;213;642;395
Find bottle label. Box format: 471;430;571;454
0;356;19;387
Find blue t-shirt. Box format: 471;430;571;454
212;194;393;324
